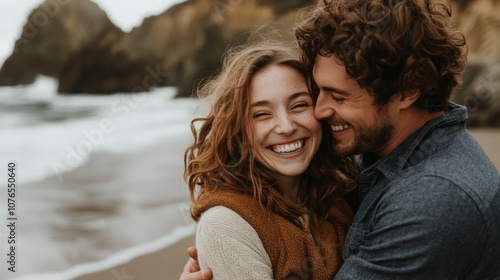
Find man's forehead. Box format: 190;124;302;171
312;55;372;97
312;55;345;79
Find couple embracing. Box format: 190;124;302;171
182;0;500;279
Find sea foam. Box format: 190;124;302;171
10;223;196;280
0;76;200;185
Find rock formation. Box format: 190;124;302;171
450;0;500;127
59;0;313;96
0;0;120;86
452;56;500;127
451;0;500;58
0;0;498;126
0;0;313;95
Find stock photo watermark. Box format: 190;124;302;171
213;0;243;21
464;68;500;113
50;65;169;182
177;202;193;225
110;267;135;280
5;162;18;273
15;0;71;53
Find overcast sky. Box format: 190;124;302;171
0;0;185;65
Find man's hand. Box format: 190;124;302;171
179;247;213;280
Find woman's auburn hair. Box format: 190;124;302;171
295;0;466;112
184;42;358;229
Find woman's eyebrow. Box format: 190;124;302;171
251;91;310;107
289;91;310;101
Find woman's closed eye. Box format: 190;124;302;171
291;102;312;111
253;111;271;119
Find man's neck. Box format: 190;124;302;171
374;108;444;158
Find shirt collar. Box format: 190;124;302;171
361;102;468;181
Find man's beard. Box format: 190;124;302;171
333;106;394;156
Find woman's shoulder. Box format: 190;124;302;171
197;205;276;257
192;191;265;219
196;206;274;279
198;205;249;227
197;206;265;244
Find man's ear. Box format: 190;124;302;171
397;89;420;109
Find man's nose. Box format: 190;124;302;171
314;92;335;120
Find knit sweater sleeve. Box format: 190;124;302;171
196;206;274;280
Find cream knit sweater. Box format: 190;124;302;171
194;192;351;279
196;206;274;280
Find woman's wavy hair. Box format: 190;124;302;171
295;0;467;112
184;42;358;230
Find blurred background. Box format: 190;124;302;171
0;0;498;279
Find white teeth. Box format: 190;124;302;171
331;124;350;132
272;140;303;154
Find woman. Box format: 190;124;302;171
184;42;358;279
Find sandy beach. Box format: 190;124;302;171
470;129;500;169
74;235;194;280
68;128;499;280
7;131;196;280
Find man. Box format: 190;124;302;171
181;0;500;279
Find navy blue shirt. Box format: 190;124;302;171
335;103;500;279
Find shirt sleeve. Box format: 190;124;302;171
196;206;274;280
334;175;487;280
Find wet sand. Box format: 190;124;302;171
74;235;194;280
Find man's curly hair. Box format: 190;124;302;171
295;0;467;112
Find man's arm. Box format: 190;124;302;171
180;247;212;280
335;177;487;279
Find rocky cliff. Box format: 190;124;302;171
0;0;312;96
0;0;498;126
0;0;121;87
450;0;500;126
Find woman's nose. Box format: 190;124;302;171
274;113;297;135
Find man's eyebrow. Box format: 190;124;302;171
321;86;350;96
251;91;310;107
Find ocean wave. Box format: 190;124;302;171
0;79;200;185
10;223;196;280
